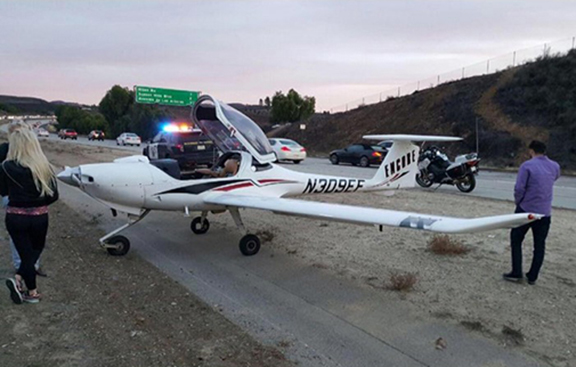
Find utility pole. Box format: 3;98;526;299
475;117;480;154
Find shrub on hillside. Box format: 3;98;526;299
496;49;576;168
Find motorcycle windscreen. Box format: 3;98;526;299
192;95;275;164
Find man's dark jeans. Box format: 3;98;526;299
510;206;551;282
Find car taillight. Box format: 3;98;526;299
281;146;291;152
300;148;306;152
467;160;479;166
176;144;184;152
372;151;382;157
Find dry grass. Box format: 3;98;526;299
387;271;418;292
255;229;275;243
428;235;471;256
502;325;524;346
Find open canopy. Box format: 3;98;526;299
192;95;275;164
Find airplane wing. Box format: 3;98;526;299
203;194;541;233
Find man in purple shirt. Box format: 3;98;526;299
503;140;560;285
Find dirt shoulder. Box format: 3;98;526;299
0;140;293;367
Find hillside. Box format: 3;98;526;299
284;50;576;170
0;95;55;114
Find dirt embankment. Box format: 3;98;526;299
0;140;294;367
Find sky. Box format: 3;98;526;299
1;0;575;111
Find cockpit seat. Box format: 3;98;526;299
150;159;181;179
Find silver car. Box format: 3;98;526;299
268;138;306;164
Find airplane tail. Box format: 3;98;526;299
364;134;462;191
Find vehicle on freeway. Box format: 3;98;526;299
416;146;480;193
268;138;306;164
378;140;393;150
58;129;78;140
329;143;387;167
116;132;141;146
88;130;105;141
36;128;50;138
57;95;540;257
142;124;217;170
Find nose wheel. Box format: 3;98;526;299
98;210;150;257
191;216;210;234
105;235;131;256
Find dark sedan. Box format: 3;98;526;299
329;144;387;167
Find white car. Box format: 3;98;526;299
36;128;50;138
268;138;306;164
116;132;141;146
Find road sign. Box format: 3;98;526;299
135;86;200;106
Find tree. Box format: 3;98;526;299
98;85;172;139
259;98;263;106
270;89;315;123
55;105;110;134
98;85;133;126
264;96;271;108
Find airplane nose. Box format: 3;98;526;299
57;166;80;187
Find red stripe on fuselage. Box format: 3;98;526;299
214;182;255;192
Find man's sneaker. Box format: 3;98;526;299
526;274;536;285
22;292;41;304
5;278;23;304
502;272;523;283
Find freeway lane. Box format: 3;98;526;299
283;158;576;211
41;133;142;153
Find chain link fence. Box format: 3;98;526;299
329;36;576;113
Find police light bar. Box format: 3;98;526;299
162;123;193;132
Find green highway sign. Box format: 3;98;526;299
135;86;200;106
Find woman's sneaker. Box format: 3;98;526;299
5;278;23;304
22;292;41;304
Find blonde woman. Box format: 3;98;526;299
1;122;45;277
1;126;58;304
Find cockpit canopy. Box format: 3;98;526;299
192;95;275;164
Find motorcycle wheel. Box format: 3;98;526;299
416;171;433;188
456;174;476;193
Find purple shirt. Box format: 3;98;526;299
514;155;560;216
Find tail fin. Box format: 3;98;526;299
364;134;462;191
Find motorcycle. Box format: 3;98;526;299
415;146;480;193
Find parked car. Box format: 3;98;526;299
36;128;49;138
58;129;77;140
329;143;386;167
88;130;105;141
116;132;141;146
142;128;216;170
268;138;306;164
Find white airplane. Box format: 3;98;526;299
57;95;541;256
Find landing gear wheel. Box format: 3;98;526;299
330;154;339;165
359;156;370;167
191;217;210;234
239;234;261;256
456;174;476;193
106;235;130;256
